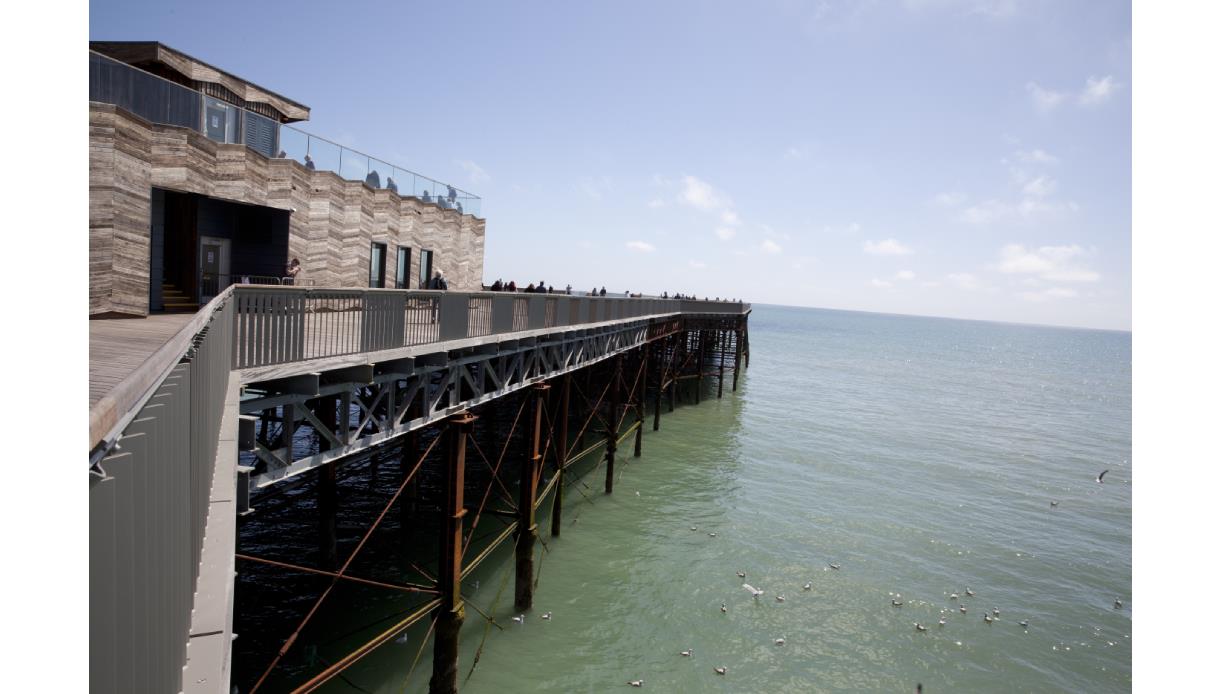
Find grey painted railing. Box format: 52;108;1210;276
90;291;235;694
231;287;750;369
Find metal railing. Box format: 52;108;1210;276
89;51;481;216
90;289;235;694
231;287;749;370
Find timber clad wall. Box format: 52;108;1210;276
89;102;486;316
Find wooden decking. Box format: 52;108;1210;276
90;314;195;407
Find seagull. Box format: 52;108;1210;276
395;631;409;644
1114;599;1123;609
965;587;975;597
774;637;786;645
992;607;1000;616
959;605;967;614
628;679;644;687
949;593;959;601
708;532;718;537
635;491;640;496
803;582;812;591
829;563;841;570
541;612;552;620
1096;469;1109;484
720;603;728;613
776;595;786;603
914;623;927;632
737;571;747;578
743;583;764;598
1050;501;1060;508
691;526;698;531
511;615;524;624
938;617;946;627
983;614;994;624
714;667;727;676
892;599;904;607
1019;620;1029;629
679;649;693;657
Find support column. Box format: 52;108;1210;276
695;330;704;405
717;327;727;399
652;350;664;432
732;326;743;392
551;374;570;537
634;343;648;457
430;412;475;694
315;398;338;570
515;384;547;611
605;355;622;494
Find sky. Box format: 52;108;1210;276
89;0;1131;330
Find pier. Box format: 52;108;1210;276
89;288;749;693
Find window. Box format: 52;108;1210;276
204;97;240;144
370;242;387;288
418;249;433;289
396;247;411;289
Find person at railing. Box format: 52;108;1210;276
491;278;503;291
566;284;572;295
428;269;448;290
599;287;606;297
285;258;301;285
447;185;457;205
421;190;432;203
456;201;463;213
386;176;398;193
525;282;536;293
365;169;381;189
304;154;316;170
277;149;287;158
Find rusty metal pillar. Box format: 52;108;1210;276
634;343;648;457
552;374;570;536
516;384;548;610
695;330;705;405
653;350;664;432
732;325;743;392
717;326;727;398
430;412;475;694
668;333;678;412
605;355;622;494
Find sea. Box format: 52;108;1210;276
233;304;1132;693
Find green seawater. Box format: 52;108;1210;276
238;304;1131;693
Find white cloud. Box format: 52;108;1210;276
456;160;489;184
1020;287;1079;302
761;239;782;254
863;238;913;255
647;198;665;209
688;259;707;269
720;210;740;226
931;191;967;207
714;226;737;241
625;241;655;253
870;278;893;288
679;175;729;210
1022;175;1057;198
997;244;1100;282
895;270;916;280
947;273;981;290
1079;75;1120;105
1015;148;1059;165
1027;82;1069;113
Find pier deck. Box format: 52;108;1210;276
89;314;194;406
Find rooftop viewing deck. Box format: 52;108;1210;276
89;50;482;216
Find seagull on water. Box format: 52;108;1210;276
803;582;812;591
938;617;946;627
1114;599;1123;609
1051;501;1060;508
541;612;552;620
774;637;786;645
1097;469;1109;484
628;679;644;687
720;603;727;613
949;593;959;601
829;563;841;570
892;598;904;607
959;605;967;614
914;623;927;632
965;587;975;597
1019;620;1029;629
714;667;727;676
511;615;524;624
691;526;698;531
679;648;693;657
776;595;786;603
708;532;718;537
983;613;994;624
737;571;747;578
742;583;764;598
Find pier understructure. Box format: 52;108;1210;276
88;288;749;694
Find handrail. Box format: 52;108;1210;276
89;285;237;457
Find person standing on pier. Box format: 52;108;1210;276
285;258;301;285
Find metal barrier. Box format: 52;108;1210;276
230;287;749;370
90;290;235;694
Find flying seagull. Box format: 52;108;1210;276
742;583;764;598
1097;469;1109;484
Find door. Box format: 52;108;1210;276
396;247;411;289
418;249;433;289
370;242;387;288
199;236;230;303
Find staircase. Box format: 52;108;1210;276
161;283;199;313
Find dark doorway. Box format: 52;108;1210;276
370;242;387;288
395;247;411;289
418;249;433;289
